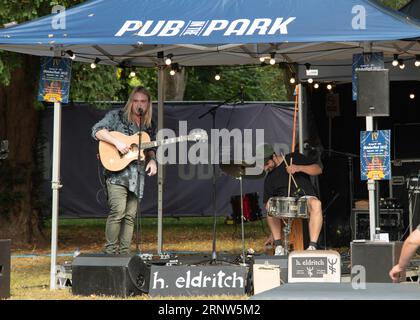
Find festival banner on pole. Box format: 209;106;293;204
38;57;72;103
360;130;391;181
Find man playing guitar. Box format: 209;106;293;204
92;86;157;255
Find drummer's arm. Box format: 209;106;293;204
292;163;322;176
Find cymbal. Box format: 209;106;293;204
219;161;266;179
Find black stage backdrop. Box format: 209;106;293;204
39;103;295;218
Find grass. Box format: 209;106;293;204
9;217;270;300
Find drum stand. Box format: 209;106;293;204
237;176;246;265
282;218;293;255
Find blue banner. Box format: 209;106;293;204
38;57;71;103
360;130;391;181
352;52;384;101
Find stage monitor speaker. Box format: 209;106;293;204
356;69;389;117
0;239;11;299
72;254;150;297
351;241;404;283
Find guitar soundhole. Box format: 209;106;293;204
131;144;139;153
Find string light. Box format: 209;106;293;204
269;52;276;65
169;63;179;76
313;83;320;89
165;54;173;66
392;54;399;67
415;55;420;67
66;50;76;60
410;93;415;99
307;78;314;84
327;84;333;90
289;73;296;84
214;73;221;81
129;70;136;77
90;57;101;69
259;56;266;63
398;59;405;69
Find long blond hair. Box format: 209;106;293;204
123;86;152;128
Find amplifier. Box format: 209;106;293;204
351;209;403;240
351;241;404;283
251;255;287;295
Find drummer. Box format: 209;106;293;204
258;144;323;255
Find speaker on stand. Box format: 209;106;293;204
356;69;389;117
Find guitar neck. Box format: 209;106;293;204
141;135;192;149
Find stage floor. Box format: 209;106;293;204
250;282;420;300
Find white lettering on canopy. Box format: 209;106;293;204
114;17;296;37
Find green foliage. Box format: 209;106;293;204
184;65;288;102
0;0;84;86
377;0;410;9
69;64;158;107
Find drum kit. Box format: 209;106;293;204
220;160;309;257
267;196;309;254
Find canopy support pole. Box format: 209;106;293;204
157;62;165;254
50;100;62;290
362;41;377;241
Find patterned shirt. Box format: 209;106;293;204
91;109;157;198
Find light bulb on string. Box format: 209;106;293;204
392;54;399;67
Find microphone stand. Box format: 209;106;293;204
135;111;145;255
198;92;241;264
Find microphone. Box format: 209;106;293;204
303;142;316;151
239;84;244;104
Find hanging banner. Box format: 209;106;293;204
360;130;391;181
352;52;384;101
38;57;72;103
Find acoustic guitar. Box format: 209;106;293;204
99;129;208;171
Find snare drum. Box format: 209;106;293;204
267;197;298;218
296;197;309;219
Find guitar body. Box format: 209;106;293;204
99;131;151;171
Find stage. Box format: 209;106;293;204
250;282;420;300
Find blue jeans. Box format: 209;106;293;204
104;181;138;254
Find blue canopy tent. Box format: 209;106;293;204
0;0;420;67
1;0;420;290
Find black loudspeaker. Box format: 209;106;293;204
351;241;403;283
357;69;389;117
0;240;11;299
72;254;150;297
